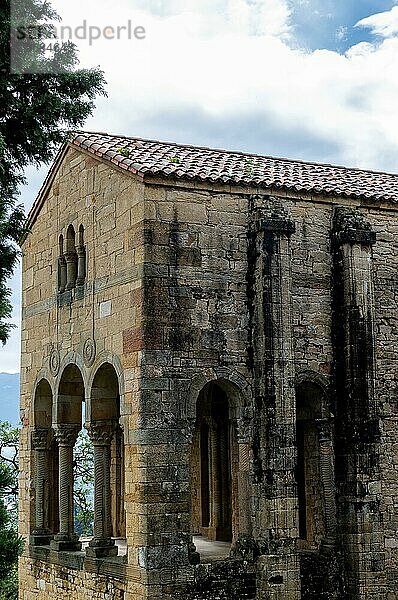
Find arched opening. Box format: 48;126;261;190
51;364;84;551
296;381;326;548
31;379;58;545
191;381;236;545
56;364;84;425
65;224;76;253
78;224;84;247
74;413;94;539
65;224;77;290
34;378;52;428
86;363;125;557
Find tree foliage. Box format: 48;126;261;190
74;429;94;536
0;420;95;595
0;423;23;600
0;421;19;525
0;0;106;342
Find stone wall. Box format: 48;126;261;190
19;143;398;600
20;146;148;597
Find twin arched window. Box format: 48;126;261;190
58;224;86;293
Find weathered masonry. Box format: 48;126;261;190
19;133;398;600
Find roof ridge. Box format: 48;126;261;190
74;130;398;178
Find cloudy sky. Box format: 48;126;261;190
2;0;398;373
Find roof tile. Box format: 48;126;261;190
70;132;398;203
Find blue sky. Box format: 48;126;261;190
1;0;398;375
290;0;397;52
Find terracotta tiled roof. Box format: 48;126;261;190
72;132;398;202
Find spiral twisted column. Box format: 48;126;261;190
315;419;337;543
50;424;81;551
30;428;52;546
86;421;118;558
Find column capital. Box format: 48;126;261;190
86;420;116;446
53;424;79;446
31;428;50;450
315;418;333;442
76;245;86;257
332;206;376;246
250;195;295;236
64;250;77;262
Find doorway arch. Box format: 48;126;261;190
191;380;238;543
296;379;329;548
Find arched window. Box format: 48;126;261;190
65;225;78;290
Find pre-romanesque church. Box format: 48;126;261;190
19;132;398;599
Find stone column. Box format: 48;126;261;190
112;423;125;538
315;419;337;543
218;420;229;538
208;423;219;541
76;245;86;286
332;207;385;599
50;424;81;551
86;421;118;558
65;251;77;290
30;428;53;545
58;255;67;293
248;195;300;600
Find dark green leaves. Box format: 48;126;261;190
0;0;106;343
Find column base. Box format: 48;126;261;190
86;538;118;558
29;531;53;546
50;533;82;551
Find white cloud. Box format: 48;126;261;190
40;0;398;173
356;5;398;38
3;0;398;374
64;0;398;172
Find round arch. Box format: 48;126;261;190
87;358;126;540
295;369;333;547
186;368;252;423
33;378;53;428
295;369;330;421
65;224;76;252
55;363;85;425
189;373;252;551
86;352;125;420
88;362;120;423
31;376;58;543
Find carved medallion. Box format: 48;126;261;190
83;338;96;367
49;347;60;376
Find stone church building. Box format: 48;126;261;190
19;132;398;599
